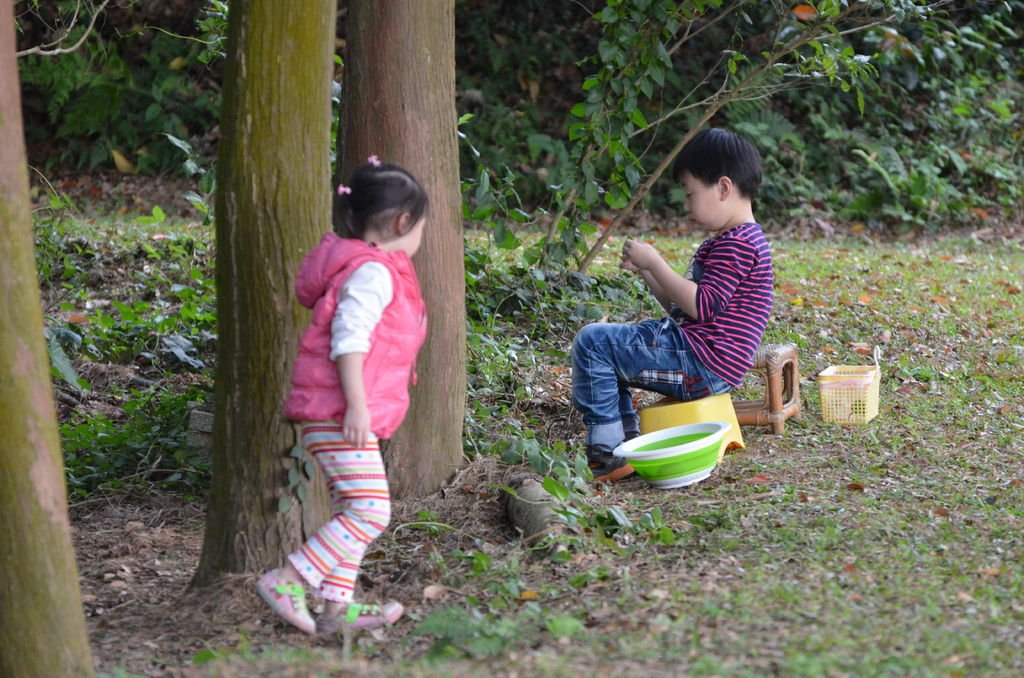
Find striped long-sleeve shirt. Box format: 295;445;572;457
672;222;774;387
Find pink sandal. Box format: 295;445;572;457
256;569;316;635
317;600;404;634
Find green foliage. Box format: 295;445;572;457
164;133;216;223
823;3;1024;229
78;240;216;365
17;0;1023;241
463;236;651;457
18;19;219;173
195;0;230;66
61;385;210;497
44;326;87;390
459;0;941;267
277;444;318;514
32;191;217;499
454;0;1024;267
413;606;527;659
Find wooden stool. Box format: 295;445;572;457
733;342;801;434
639;392;744;461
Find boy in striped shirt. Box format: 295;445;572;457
572;128;774;482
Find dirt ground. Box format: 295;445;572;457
70;454;582;676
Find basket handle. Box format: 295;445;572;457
873;345;882;368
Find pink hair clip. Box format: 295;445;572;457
337;184;352;195
367;155;381;167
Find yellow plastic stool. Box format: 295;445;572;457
639;393;745;461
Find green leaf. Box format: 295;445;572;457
629;108;648;128
277;495;294;514
604;187;630;210
112;300;138;321
191;649;219;666
287;468;300;488
545;615;585;639
47;335;88;391
304;460;316;480
163;133;192;155
655;526;676;544
541;475;570;503
493;222;521;250
289;445;305;459
607;505;633;529
638;76;653;98
474;168;492;204
136;205;166;225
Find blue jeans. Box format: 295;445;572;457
571;319;732;449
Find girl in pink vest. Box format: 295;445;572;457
257;158;428;634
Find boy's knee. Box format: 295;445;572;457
573;322;602;352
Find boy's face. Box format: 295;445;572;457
680;171;730;233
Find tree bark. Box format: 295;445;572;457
0;1;95;674
342;0;465;498
193;0;337;585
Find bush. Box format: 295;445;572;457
19;17;219;174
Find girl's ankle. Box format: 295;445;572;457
275;562;305;586
322;601;345;617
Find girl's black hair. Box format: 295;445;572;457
672;128;762;200
332;162;429;239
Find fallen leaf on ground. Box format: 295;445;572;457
422;584;449;600
850;342;871;355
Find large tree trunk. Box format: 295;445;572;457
342;0;465;498
193;0;337;585
0;2;95;675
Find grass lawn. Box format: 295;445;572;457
44;216;1023;676
392;232;1023;677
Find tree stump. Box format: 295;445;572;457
502;474;567;552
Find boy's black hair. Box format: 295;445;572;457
672;128;762;200
333;162;429;239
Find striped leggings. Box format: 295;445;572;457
287;422;392;603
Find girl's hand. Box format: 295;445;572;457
621;239;661;271
343;404;372;448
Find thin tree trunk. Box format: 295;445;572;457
193;0;337;585
0;1;95;674
342;0;465;498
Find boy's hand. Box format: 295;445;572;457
621;239;661;271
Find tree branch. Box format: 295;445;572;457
578;8;857;272
16;0;111;59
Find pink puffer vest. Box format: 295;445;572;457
283;233;427;438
